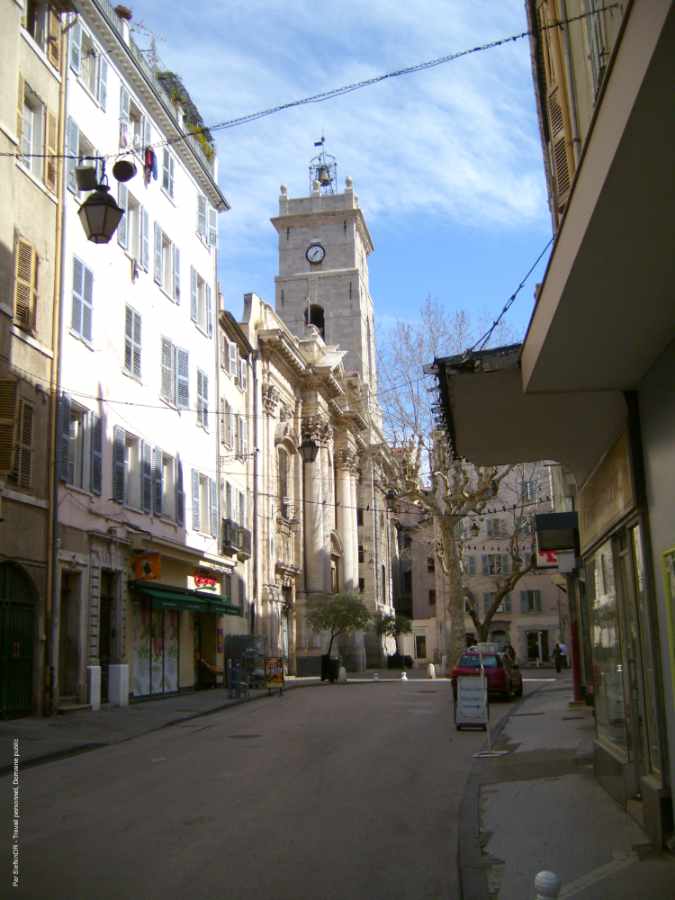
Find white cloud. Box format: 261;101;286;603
128;1;549;301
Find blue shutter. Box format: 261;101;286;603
175;457;184;525
97;55;108;110
140;208;149;270
176;349;189;408
153;223;162;285
190;267;197;322
117;184;128;248
191;469;200;531
173;245;180;303
90;413;103;495
209;478;218;537
206;284;213;336
57;393;71;482
112;426;125;502
141;441;152;512
152;446;162;515
69;19;82;73
65;117;79;192
208;205;217;247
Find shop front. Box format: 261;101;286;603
579;432;666;831
129;568;242;699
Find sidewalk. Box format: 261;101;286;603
0;667;437;774
459;673;675;899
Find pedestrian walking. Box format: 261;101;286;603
559;641;568;669
553;642;562;674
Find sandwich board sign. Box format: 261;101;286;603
455;671;488;731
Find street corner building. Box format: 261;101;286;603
428;1;675;849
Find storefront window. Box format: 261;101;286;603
631;525;661;774
588;541;627;754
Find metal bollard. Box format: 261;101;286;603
400;671;408;681
427;663;436;679
534;870;561;899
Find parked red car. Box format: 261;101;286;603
451;650;523;700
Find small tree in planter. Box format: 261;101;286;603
306;593;371;679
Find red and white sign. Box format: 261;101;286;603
189;569;220;592
536;549;559;569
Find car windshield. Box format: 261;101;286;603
458;654;498;668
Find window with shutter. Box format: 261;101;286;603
97;55;108;110
197;195;207;239
71;257;93;342
160;338;174;402
0;380;19;476
46;7;61;68
191;469;200;531
539;3;574;213
18;80;46;181
209;478;218;537
153;223;162;284
90;412;102;495
124;306;142;378
141;442;152;513
173;246;180;302
69;18;82;73
152;446;162;515
228;341;238;377
14;238;38;332
162;149;174;197
239;357;247;391
119;85;130;148
117;184;129;249
176;349;189;409
140;208;149;271
197;370;208;429
45;111;58;193
175;458;184;525
208;205;217;247
65;116;79;192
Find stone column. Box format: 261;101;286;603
302;415;331;594
336;446;359;592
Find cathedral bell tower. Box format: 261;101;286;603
271;145;378;394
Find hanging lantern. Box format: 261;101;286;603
78;177;124;244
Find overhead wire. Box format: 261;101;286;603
0;4;618;163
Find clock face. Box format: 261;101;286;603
306;243;326;265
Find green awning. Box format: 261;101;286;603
130;582;242;617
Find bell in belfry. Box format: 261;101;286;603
317;165;332;186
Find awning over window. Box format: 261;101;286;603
130;581;241;616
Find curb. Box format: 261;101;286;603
457;683;549;900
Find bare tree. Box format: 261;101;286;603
462;464;545;642
378;297;515;670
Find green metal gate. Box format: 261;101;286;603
0;563;36;719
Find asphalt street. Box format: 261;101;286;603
5;681;524;900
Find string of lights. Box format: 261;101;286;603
0;4;618;163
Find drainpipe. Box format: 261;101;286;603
559;0;582;166
46;25;70;716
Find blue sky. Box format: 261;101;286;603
127;0;553;348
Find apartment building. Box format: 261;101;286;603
54;1;229;710
0;0;73;717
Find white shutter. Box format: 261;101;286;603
208;205;217;247
97;55;108;110
117;184;128;249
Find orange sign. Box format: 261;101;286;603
134;553;161;580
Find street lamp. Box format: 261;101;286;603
77;161;125;244
300;437;319;464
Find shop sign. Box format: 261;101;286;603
577;431;635;553
264;656;285;693
133;553;160;581
189;569;220;592
454;673;488;730
536;548;558;569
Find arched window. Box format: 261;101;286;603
304;304;325;340
277;446;289;518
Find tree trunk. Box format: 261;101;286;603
440;517;465;672
477;620;490;642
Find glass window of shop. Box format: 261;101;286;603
588;540;628;754
630;524;662;774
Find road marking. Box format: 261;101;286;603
523;677;557;682
559;851;638;898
